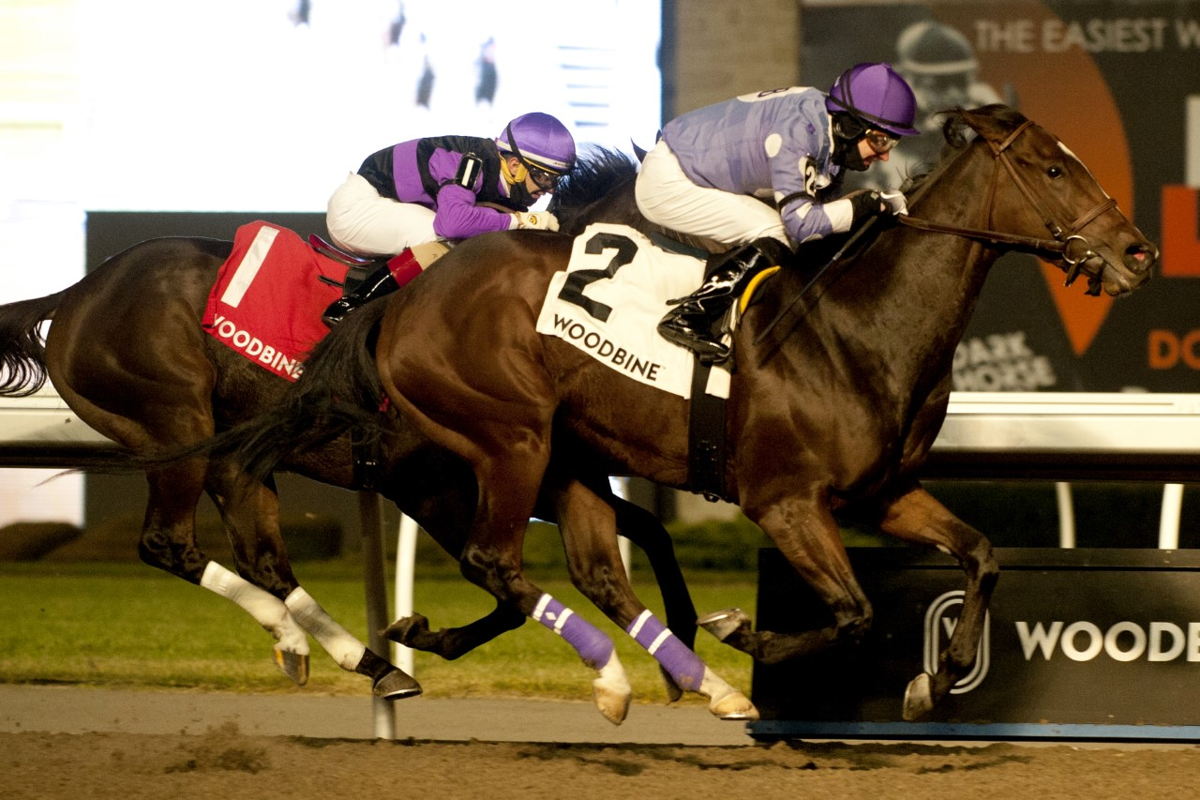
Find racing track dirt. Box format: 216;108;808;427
6;724;1199;800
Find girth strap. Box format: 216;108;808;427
687;358;728;502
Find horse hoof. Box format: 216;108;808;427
710;691;758;721
273;649;310;686
383;613;429;645
373;668;422;701
902;672;934;721
698;608;751;642
592;680;631;725
592;651;632;725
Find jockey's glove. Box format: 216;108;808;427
510;211;560;232
846;190;908;227
879;190;909;216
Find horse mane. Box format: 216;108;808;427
549;146;641;236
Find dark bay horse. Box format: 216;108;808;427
218;105;1155;722
0;150;699;714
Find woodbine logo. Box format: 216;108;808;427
1015;620;1200;663
547;312;664;383
924;590;1200;697
209;314;304;380
924;590;990;694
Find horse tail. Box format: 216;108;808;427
0;290;65;396
214;299;391;480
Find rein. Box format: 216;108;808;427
752;113;1117;357
898;119;1117;294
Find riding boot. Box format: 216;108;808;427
657;238;787;363
321;263;399;327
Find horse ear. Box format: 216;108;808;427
956;104;1029;149
942;110;975;149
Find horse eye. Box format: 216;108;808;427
1047;165;1064;179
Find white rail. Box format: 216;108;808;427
3;390;1199;686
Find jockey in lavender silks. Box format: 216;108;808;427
635;62;921;363
322;111;577;326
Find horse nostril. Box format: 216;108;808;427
1126;243;1157;272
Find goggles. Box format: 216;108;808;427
526;164;561;193
864;129;900;155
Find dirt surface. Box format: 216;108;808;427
3;686;1199;799
6;724;1200;800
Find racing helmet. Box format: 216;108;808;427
825;62;920;138
496;112;577;176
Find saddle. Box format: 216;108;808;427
308;235;451;293
309;235;379;291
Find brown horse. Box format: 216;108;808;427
0;149;700;713
217;105;1155;722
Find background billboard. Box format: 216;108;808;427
802;0;1200;393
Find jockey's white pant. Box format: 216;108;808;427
326;173;437;256
634;140;790;249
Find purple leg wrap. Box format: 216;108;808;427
532;594;614;670
626;610;705;691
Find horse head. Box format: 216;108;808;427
932;105;1156;297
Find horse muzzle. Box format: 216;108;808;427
1076;240;1156;297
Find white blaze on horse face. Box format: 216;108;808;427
1057;141;1112;200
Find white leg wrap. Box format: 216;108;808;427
200;562;308;654
284;587;366;671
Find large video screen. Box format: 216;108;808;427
2;0;661;295
0;0;661;524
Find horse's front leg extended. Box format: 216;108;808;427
707;493;873;663
556;479;755;720
877;485;999;721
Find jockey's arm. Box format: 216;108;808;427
431;183;514;239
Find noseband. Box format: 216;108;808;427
899;119;1118;295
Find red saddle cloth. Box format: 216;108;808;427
202;221;350;381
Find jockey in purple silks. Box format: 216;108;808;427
322;111;576;326
635;62;921;363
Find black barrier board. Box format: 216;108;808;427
749;548;1200;740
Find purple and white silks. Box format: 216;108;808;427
626;609;705;691
532;593;615;670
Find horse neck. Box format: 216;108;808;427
765;143;1003;389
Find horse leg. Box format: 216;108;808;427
611;495;699;649
875;485;999;721
584;486;702;702
197;465;310;685
205;463;419;700
555;478;756;720
383;602;526;659
381;461;530;659
710;492;873;663
133;456;311;684
457;453;633;724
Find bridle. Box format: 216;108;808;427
898;118;1118;296
753;114;1120;353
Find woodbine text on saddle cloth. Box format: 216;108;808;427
535;223;732;399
